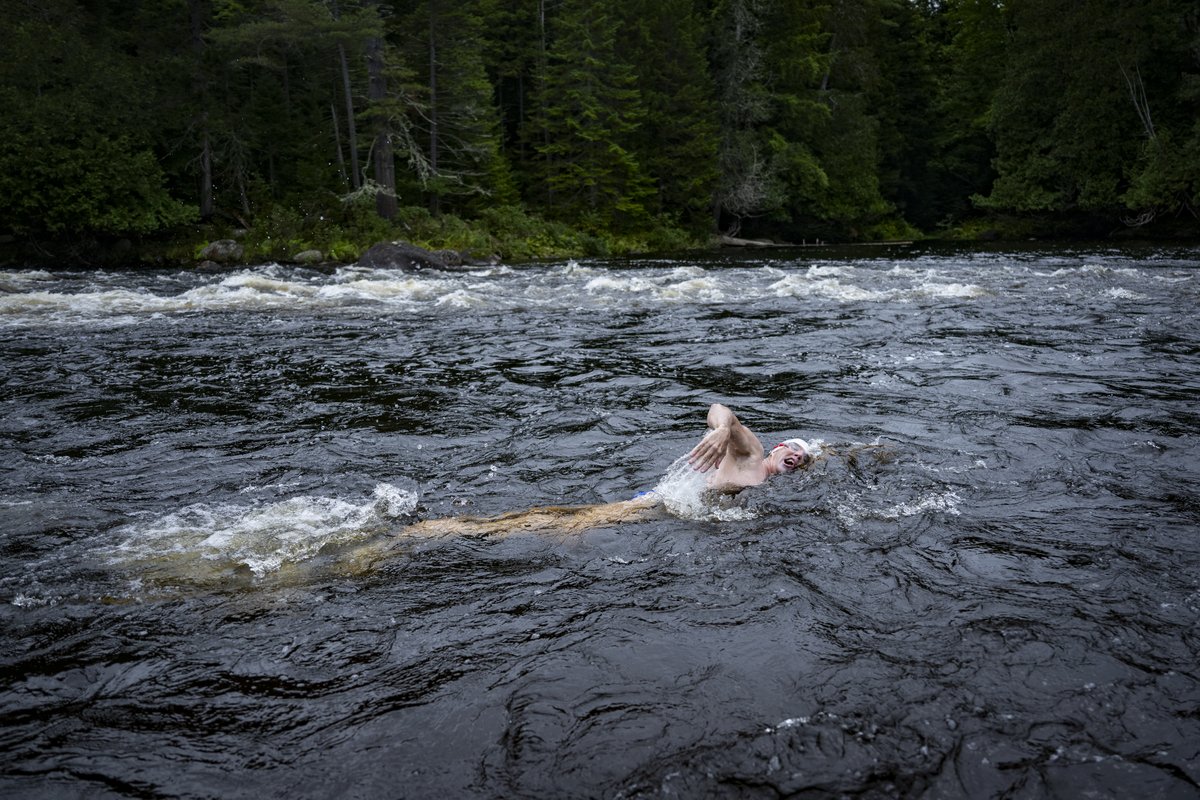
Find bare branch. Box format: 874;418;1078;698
1121;208;1156;227
1118;60;1157;144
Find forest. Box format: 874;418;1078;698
1;0;1198;264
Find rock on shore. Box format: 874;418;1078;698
198;239;245;262
358;241;495;272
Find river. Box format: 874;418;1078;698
1;244;1198;798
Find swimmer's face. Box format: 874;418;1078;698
769;442;811;473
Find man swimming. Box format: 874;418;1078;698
392;403;813;541
687;403;813;490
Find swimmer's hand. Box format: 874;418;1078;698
687;424;731;473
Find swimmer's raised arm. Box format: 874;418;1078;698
687;403;765;474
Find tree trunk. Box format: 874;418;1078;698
331;102;349;187
366;4;397;220
428;0;440;216
188;0;214;220
199;128;213;220
538;0;552;207
338;43;362;190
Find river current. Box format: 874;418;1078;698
1;245;1198;798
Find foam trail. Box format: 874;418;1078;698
108;483;417;584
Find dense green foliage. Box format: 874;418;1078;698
2;0;1196;260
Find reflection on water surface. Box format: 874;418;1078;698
1;244;1198;798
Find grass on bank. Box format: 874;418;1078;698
193;202;708;265
20;192;1180;270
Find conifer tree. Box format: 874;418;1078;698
1121;1;1200;224
4;0;1196;250
791;0;892;235
0;0;194;237
924;0;1004;227
398;0;518;216
202;0;389;216
976;0;1193;222
476;0;546;186
709;0;775;232
530;0;652;229
617;0;719;231
756;0;844;231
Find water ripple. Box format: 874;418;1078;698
2;245;1199;797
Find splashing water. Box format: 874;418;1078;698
650;437;828;523
107;483;418;585
652;456;757;522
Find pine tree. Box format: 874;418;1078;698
531;0;652;229
1112;0;1199;225
924;0;1004;227
617;0;719;231
757;0;843;231
868;0;942;229
976;0;1189;221
199;0;390;217
0;0;194;237
398;0;517;216
476;0;546;188
709;0;775;232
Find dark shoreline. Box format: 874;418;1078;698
2;223;1197;272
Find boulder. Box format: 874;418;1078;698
431;249;464;267
358;241;447;271
462;252;502;267
293;249;324;264
198;239;244;263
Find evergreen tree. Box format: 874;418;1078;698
0;0;194;237
531;0;652;229
397;0;518;216
617;0;719;230
924;0;1004;228
796;0;893;235
476;0;545;183
868;0;943;230
1118;1;1200;225
976;0;1196;224
757;0;845;233
709;0;776;232
199;0;388;217
4;0;1196;251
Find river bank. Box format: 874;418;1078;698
2;205;1195;271
0;204;703;271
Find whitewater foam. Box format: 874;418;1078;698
108;483;418;580
918;281;986;299
0;257;1045;328
652;456;756;522
835;488;961;527
1104;287;1148;301
768;274;891;303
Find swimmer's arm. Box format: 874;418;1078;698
687;403;763;472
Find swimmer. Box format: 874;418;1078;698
391;404;812;543
687;403;813;491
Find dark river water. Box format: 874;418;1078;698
1;245;1198;798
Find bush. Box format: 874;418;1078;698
183;198;711;268
862;217;922;242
